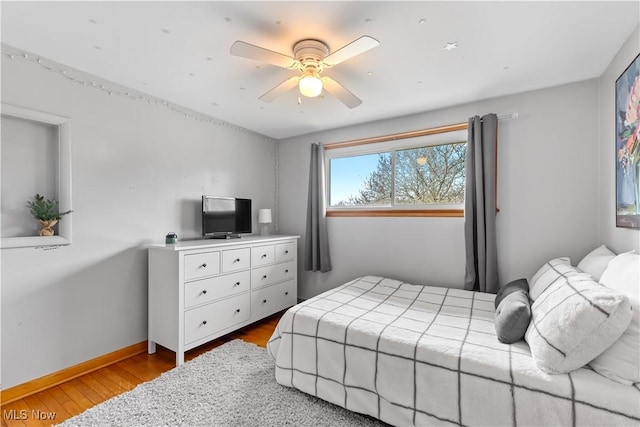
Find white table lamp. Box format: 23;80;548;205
258;209;272;236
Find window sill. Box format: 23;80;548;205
326;209;463;218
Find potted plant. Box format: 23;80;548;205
26;194;72;236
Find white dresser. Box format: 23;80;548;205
147;235;299;365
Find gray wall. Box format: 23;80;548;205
279;79;602;300
1;56;277;388
598;26;640;253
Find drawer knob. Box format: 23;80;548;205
201;263;207;268
285;291;289;296
235;308;241;313
285;269;289;273
202;320;207;325
261;254;267;258
263;299;267;304
234;281;240;286
285;250;289;254
234;258;240;263
202;289;207;294
262;275;267;279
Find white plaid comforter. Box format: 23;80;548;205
267;276;640;426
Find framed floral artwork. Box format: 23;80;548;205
616;53;640;229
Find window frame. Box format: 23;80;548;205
324;123;468;217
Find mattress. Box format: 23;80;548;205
267;276;640;426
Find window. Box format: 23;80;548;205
394;144;466;205
325;125;467;217
329;152;392;206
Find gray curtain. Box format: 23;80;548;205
304;143;332;272
464;114;498;293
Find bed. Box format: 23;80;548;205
267;274;640;426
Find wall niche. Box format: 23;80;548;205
1;103;72;249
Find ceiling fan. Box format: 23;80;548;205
230;36;379;108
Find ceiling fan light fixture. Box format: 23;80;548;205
299;73;323;98
230;36;378;107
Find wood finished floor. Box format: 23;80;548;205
1;313;282;427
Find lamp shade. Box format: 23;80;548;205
258;209;272;224
299;74;323;98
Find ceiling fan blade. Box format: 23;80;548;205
322;77;362;109
322;36;380;67
230;41;296;69
259;76;300;102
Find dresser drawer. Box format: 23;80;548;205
251;260;296;289
251;279;297;318
184;293;250;344
221;248;250;273
275;242;296;262
251;245;275;267
184;251;220;281
184;270;250;309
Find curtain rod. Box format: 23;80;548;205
324;112;519;150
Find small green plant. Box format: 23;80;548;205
26;194;72;221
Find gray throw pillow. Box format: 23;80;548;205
494;280;531;344
495;278;529;309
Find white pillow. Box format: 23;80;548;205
525;272;633;374
589;300;639;384
577;244;616;281
529;257;582;301
589;251;640;384
599;251;640;299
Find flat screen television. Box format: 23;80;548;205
202;196;252;238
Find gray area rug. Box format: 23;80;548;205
58;339;385;426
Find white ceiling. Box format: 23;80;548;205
1;1;639;140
